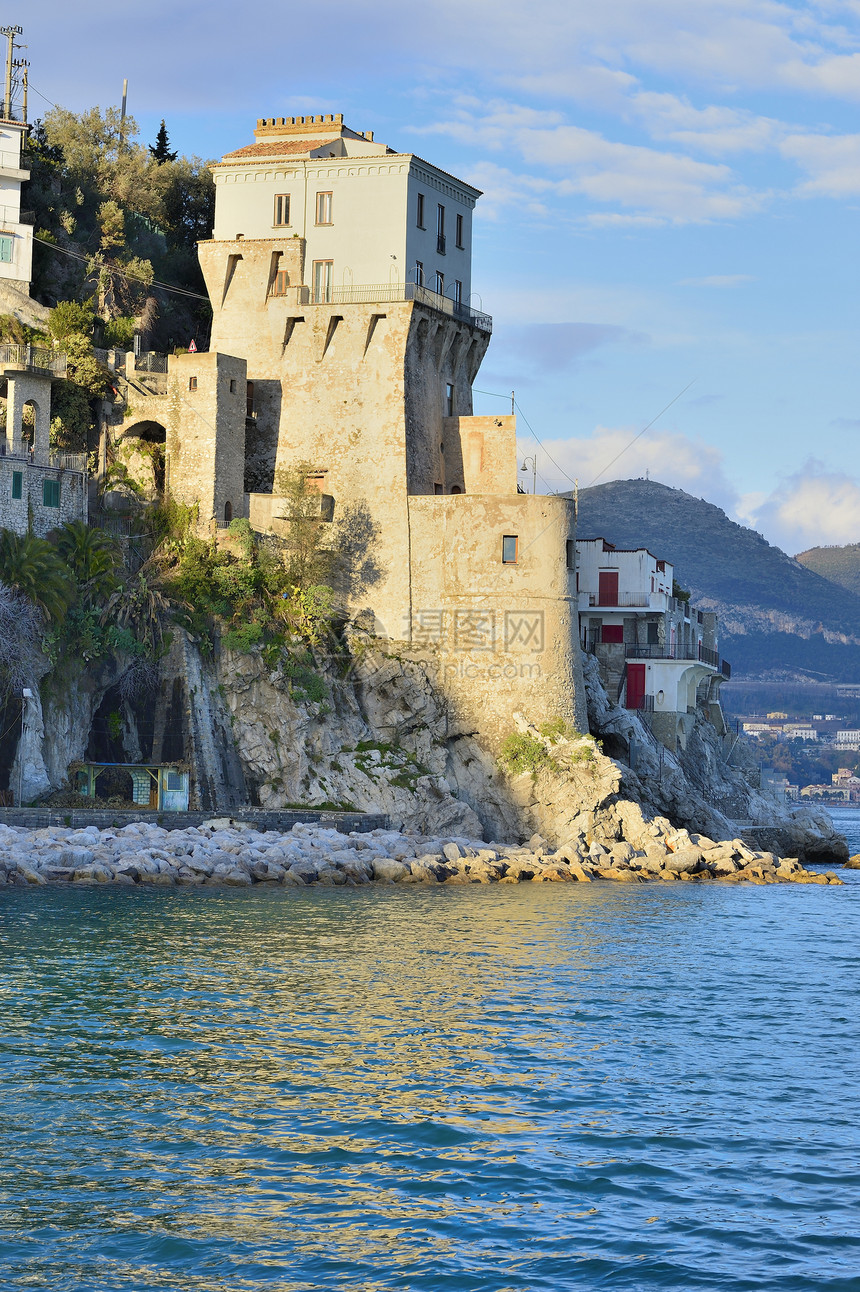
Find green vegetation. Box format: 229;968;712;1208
795;543;860;598
25;106;213;351
499;731;558;778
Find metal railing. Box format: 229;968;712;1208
0;445;86;473
134;352;168;374
0;343;67;377
0;203;32;225
586;592;654;607
721;659;732;679
698;644;720;668
627;645;699;662
286;281;493;332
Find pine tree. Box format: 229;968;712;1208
149;119;177;164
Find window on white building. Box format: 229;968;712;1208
313;260;334;303
453;279;462;305
417;193;425;228
0;235;12;263
456;213;464;248
315;192;333;225
414;260;424;287
273;194;290;226
434;270;444;295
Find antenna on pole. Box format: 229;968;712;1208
0;26;22;120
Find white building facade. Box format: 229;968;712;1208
0;116;33;291
210;114;478;309
577;537;730;751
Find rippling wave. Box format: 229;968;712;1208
1;877;860;1290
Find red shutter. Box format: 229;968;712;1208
601;624;624;643
626;663;646;709
598;571;619;605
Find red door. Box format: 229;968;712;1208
598;570;619;605
626;663;646;709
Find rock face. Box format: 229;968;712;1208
10;619;846;869
0;819;842;888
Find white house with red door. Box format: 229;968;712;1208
577;537;730;752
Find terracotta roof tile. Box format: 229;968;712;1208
221;139;331;160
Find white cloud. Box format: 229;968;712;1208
429;102;764;223
780;130;860;194
741;461;860;552
531;423;739;512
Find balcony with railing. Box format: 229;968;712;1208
0;344;67;378
625;642;729;674
278;281;492;332
0;444;86;473
581;590;670;609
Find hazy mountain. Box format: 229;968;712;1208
795;544;860;598
574;478;860;681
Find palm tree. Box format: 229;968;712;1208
53;520;120;607
103;562;171;654
0;530;73;622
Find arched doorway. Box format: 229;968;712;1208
224;500;232;525
115;420;167;499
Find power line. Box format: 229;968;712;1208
586;380;697;487
33;234;210;302
26;80;56;109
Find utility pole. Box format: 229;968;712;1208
0;26;22;120
511;389;515;415
14;59;28;123
120;77;128;148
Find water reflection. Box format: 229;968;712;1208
1;881;859;1290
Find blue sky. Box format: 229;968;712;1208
22;0;860;554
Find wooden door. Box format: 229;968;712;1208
598;570;619;605
626;663;646;709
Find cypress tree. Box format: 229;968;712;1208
149;120;177;164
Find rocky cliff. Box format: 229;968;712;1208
12;621;847;866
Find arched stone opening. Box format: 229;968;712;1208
224;500;233;525
21;398;38;454
114;420;167;500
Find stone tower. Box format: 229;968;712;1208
196;114;587;741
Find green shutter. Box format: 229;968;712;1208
0;236;12;264
42;479;60;508
11;471;22;500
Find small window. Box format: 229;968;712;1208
11;471;21;500
456;213;464;248
42;479;60;509
437;204;445;236
417;193;425;228
229;379;237;393
414;260;424;287
272;268;290;296
0;235;12;263
273;193;290;226
445;383;454;416
502;535;518;564
188;376;197;391
566;539;575;569
315;191;333;225
434;270;444;295
453;279;462;305
166;771;182;792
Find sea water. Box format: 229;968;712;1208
1;868;860;1291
